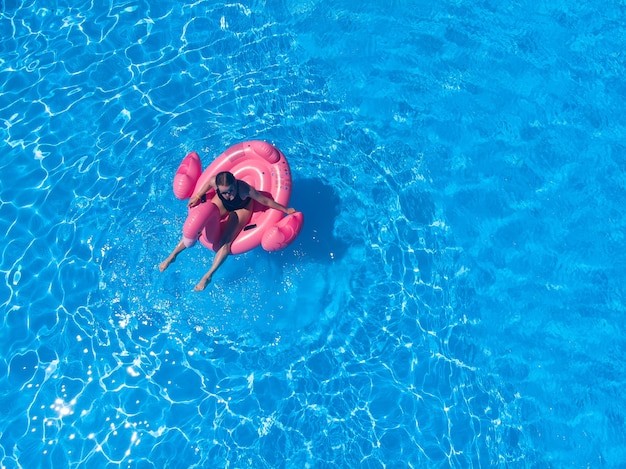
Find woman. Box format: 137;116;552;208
159;171;296;291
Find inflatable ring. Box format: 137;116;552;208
173;140;304;255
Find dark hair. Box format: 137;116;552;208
215;171;235;186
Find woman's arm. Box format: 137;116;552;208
188;176;215;208
247;186;296;214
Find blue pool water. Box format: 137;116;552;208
2;0;625;467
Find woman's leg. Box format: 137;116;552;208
159;239;187;272
193;205;251;291
161;196;227;274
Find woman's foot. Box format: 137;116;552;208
193;275;212;291
159;256;175;272
159;241;186;272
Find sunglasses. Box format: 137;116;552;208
217;185;236;196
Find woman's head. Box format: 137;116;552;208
215;171;235;187
215;171;237;199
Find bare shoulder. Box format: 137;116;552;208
239;180;254;197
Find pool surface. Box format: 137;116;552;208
1;0;625;467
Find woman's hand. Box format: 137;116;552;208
188;194;203;208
